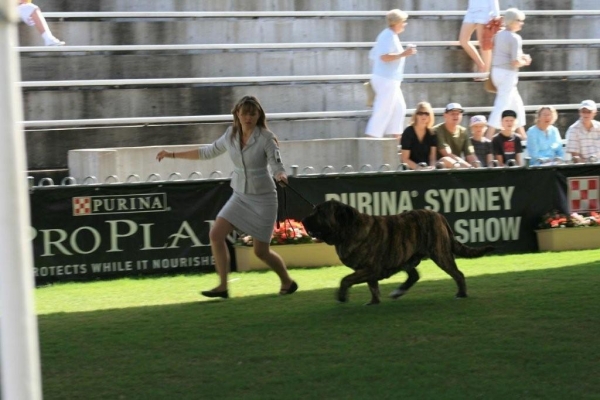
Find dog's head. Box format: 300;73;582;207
301;200;358;245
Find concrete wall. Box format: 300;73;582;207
19;0;600;174
22;79;600;121
67;137;399;182
20;46;600;81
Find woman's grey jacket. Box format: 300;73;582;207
198;126;286;194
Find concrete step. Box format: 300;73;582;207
21;78;599;121
17;15;600;46
19;45;600;81
27;0;600;12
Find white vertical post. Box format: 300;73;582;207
0;1;43;399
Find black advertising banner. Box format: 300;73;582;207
30;180;232;284
30;164;600;284
280;168;573;254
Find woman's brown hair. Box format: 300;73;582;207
230;95;269;144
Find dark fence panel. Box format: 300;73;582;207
30;165;600;284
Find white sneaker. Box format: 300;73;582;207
45;38;65;46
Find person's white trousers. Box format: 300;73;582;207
488;67;525;129
365;74;406;137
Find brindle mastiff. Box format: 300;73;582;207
302;200;494;304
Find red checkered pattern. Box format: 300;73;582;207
72;197;91;216
568;177;600;213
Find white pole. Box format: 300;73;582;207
0;1;43;399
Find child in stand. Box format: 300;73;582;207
492;110;523;166
469;115;493;167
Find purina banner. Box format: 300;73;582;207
30;180;233;285
30;165;600;284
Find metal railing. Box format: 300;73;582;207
28;157;600;187
21;103;588;129
19;69;600;88
40;10;600;19
17;39;600;53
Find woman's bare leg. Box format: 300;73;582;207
207;217;234;291
253;240;294;291
475;24;492;73
459;22;485;71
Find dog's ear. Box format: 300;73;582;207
334;202;356;224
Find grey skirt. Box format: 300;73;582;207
218;191;278;243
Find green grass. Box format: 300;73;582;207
36;250;600;399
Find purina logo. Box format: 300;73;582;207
568;176;600;213
72;193;168;216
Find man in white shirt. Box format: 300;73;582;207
566;100;600;162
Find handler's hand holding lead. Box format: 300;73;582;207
276;173;288;186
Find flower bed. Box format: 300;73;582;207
535;210;600;251
234;219;342;271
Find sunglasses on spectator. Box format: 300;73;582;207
416;112;430;116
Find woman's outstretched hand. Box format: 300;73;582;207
156;150;172;162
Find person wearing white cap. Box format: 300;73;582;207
565;100;600;162
486;8;531;140
17;0;65;46
526;106;564;165
434;103;477;168
365;9;417;140
469;115;493;167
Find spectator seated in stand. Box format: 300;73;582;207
526;106;564;165
492;110;523;166
469;115;493;167
400;102;438;170
565;100;600;163
434;103;477;168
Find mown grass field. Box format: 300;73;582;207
36;250;600;399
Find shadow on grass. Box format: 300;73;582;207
38;261;600;400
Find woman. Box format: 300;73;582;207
459;0;500;76
365;9;417;140
486;8;531;140
17;0;65;46
156;96;297;299
400;102;438;169
526;106;564;165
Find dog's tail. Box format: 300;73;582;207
452;240;494;258
442;216;494;258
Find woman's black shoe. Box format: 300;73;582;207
279;281;298;295
200;289;229;299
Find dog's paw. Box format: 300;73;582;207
389;288;407;299
336;290;348;303
455;293;468;299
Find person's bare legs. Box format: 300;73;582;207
253;240;294;292
29;9;48;35
206;217;234;292
459;22;485;72
475;24;492;73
